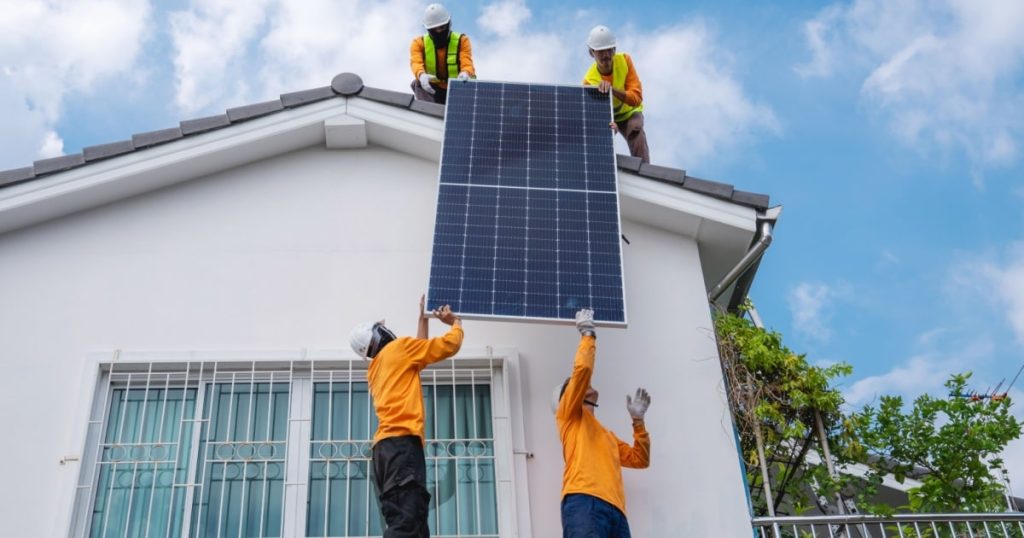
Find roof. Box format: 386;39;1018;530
0;73;770;211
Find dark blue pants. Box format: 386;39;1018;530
561;493;632;538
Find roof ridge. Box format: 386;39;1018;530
0;72;769;210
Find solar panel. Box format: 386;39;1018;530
427;81;626;325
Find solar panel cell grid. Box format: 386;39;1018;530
427;80;627;325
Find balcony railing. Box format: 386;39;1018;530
753;513;1024;538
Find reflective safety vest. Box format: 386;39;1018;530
423;31;462;82
584;53;643;122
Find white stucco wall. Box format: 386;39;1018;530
0;144;752;537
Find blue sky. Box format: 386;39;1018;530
4;0;1024;489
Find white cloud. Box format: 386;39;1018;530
794;5;842;78
169;0;273;114
167;0;422;112
477;0;531;37
622;21;779;166
788;281;846;343
797;0;1024;170
843;336;994;408
0;0;150;168
38;131;64;160
953;242;1024;344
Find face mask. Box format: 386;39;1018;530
429;26;450;48
368;323;397;358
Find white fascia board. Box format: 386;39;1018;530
0;98;349;235
619;169;759;239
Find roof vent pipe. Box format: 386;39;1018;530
708;220;774;303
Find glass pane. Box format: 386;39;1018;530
191;382;289;538
307;381;383;537
425;384;497;537
307;380;497;537
90;387;197;538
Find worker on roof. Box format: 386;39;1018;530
410;3;476;105
554;308;651;537
349;296;463;537
583;25;651;164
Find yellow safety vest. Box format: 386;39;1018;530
584;53;643;122
423;32;462;82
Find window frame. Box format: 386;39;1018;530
62;347;531;538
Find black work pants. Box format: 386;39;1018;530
373;435;431;538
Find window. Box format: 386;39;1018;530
69;356;513;538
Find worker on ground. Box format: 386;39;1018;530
349;296;463;537
410;3;476;105
554;308;651;537
583;25;651;164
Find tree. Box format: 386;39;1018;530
849;373;1022;514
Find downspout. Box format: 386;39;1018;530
708;217;776;305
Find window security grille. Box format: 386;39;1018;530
69;359;503;538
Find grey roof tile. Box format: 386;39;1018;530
410;99;445;118
731;190;770;209
0;166;35;187
615;154;642;172
133;127;183;148
683;175;734;200
359;86;414;108
637;163;685;185
180;114;231;135
83;140;135;162
34;154;85;175
280;86;335;108
227;99;284;123
332;73;364;96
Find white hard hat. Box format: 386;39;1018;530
423;3;451;29
349;321;397;359
349;322;376;359
587;25;616;51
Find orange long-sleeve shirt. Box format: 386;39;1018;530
409;34;476;90
556;335;651;515
368;323;464;445
581;52;643;107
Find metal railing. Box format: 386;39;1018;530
753;513;1024;538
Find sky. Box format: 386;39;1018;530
3;0;1024;497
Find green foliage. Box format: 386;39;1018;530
849;373;1022;513
715;304;1022;517
715;307;851;516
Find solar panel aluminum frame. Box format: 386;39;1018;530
427;79;628;328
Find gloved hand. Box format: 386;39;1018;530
418;73;436;94
575;308;595;336
457;71;470;81
626;388;650;421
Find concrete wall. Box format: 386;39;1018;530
0;144;752;537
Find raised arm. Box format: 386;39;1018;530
556;309;597;421
408;305;463;368
417;295;428;339
619;387;651;468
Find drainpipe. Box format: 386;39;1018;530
708;218;775;304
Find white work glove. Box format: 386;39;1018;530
457;71;470;81
626;388;650;421
418;73;436;94
575;308;595;337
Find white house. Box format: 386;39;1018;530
0;73;778;537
